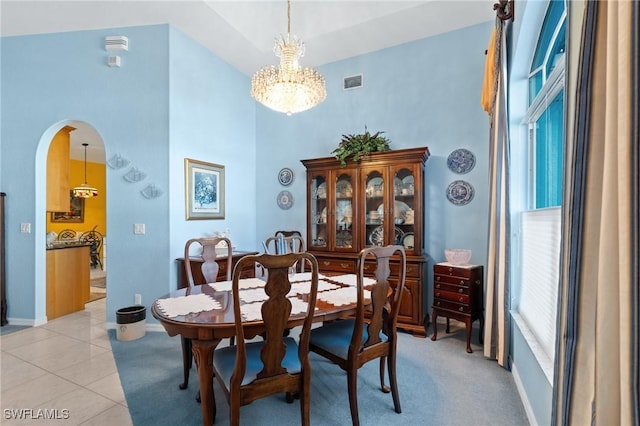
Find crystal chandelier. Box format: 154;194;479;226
72;143;98;198
250;0;326;116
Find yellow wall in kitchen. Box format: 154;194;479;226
47;160;106;238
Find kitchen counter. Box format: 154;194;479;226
46;244;90;319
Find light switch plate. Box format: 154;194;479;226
20;223;31;233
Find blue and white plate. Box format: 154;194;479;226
278;167;294;186
447;148;476;174
277;190;293;210
446;180;474;206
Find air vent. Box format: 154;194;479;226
343;74;363;90
105;36;129;51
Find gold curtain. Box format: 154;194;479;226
482;19;510;367
554;0;637;424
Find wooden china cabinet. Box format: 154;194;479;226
301;147;430;336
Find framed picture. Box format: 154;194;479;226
185;158;225;220
51;191;84;223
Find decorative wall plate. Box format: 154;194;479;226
277;190;293;210
447;148;476;174
278;167;294;186
446;180;475;206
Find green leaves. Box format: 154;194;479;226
332;126;391;167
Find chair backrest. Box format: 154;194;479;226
354;245;406;352
274;230;302;238
184;237;232;287
264;235;306;273
264;235;305;254
231;252;319;388
80;229;103;252
57;229;77;240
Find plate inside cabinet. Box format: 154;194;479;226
447;148;476;174
278;167;294;186
446;180;475;206
402;232;415;250
369;226;384;246
277;190;294;210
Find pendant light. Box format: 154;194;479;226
72;143;98;198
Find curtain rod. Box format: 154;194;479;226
494;0;514;22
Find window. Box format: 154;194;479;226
515;0;566;380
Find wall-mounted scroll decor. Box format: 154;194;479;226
107;154;130;169
123;167;147;183
141;184;163;199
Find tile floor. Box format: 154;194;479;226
0;274;131;425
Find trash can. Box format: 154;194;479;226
116;305;146;341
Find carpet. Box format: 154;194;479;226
110;321;529;426
91;276;106;288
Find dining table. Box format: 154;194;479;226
151;272;374;426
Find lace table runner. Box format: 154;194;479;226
208;277;266;292
326;274;376;287
317;287;371;306
241;297;312;322
156;293;222;318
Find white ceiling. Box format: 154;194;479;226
1;1;495;162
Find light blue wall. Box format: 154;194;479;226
255;22;493;312
1;21;494;325
0;24;255;324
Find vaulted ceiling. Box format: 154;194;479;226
1;1;495;160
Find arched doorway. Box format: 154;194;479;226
42;120;106;320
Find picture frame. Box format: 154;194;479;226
51;191;84;223
185;158;225;220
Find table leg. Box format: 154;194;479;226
430;309;438;341
192;339;220;426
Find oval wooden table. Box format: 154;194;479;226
151;274;366;426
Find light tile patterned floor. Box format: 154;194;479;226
0;298;132;425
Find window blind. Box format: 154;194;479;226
518;207;561;360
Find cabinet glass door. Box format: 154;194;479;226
363;169;385;247
393;167;416;253
334;173;354;249
310;173;328;249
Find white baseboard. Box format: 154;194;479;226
511;361;539;426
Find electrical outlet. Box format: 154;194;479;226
20;223;31;233
134;294;141;305
134;223;145;234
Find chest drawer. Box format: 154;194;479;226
434;273;472;286
434;264;477;279
433;298;472;314
434;289;469;304
318;258;356;273
433;281;469;295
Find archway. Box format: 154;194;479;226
39;120;106;321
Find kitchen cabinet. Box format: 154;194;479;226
46;244;90;320
46;125;75;212
302;147;430;336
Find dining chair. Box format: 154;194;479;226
274;230;302;238
211;252;319;426
57;229;77;240
264;234;306;272
308;245;407;426
180;236;233;393
79;227;103;270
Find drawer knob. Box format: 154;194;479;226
364;265;371;270
458;297;464;302
436;301;441;306
458;288;463;293
435;292;441;297
323;261;330;266
448;267;453;272
436;284;441;289
459;280;465;285
459;307;464;312
341;263;350;269
436;276;441;281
